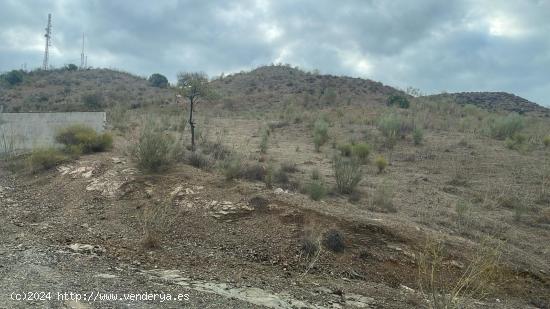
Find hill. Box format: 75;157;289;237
210;65;408;109
0;68;173;112
421;92;548;115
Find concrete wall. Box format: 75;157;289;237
0;112;106;152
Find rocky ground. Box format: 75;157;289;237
0;147;546;308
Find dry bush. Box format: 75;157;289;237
242;163;266;181
333;156;362;194
140;200;180;249
55;125;113;154
487;113;525;140
417;237;502;309
375;155;388;174
132;123;177;172
27;147;67;172
372;181;396;212
186;151;212;170
323;229;345;252
352;143;370;163
313;118;329;152
220;155;243;180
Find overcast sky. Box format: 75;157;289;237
1;0;549;106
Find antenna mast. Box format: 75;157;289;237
42;13;52;70
80;33;85;69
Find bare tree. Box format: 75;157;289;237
176;72;209;151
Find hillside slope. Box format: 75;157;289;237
0;69;173;112
210;65;408;109
422;92;548;115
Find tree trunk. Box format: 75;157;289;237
188;98;195;151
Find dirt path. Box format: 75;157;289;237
0;170;379;308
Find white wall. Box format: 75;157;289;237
0;112;106;152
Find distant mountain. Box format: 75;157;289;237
421;92;548;115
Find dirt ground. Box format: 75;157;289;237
1;104;549;308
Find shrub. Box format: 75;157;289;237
377;114;401;147
81;92;103;109
375;155;388;173
55;125;112;154
310;168;321;180
220;156;242;180
273;167;290;185
413;127;423;145
280;161;299;173
455;200;473;230
202;140;231;160
386;94;410;108
488;113;524;140
505;133;527;151
313;118;329;152
65;64;78;71
4;70;24;86
301;237;320;257
543;135;550;148
373;182;396;212
352;143;370;162
305;180;327;201
333;156;362;194
132;124;174;172
259;129;269;154
148;73;168;88
242;163;266;181
323;229;345;252
186;151;212;170
27;148;66;171
338;144;353;157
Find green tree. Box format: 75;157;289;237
148;73;169;88
177;72;210;151
4;70;24;86
65;64;78;71
386;94;410;109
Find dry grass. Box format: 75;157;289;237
417;237;502;309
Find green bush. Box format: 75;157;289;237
55;125;112;154
28;148;67;171
81;92;103;109
488;113;524;140
338;144;353;157
543;135;550;148
386;94;410;109
132;124;174;172
305;179;327;201
333;156;362;194
377;113;402;146
413;127;424;145
505;133;527;151
313;118;329;152
273;167;290;185
375;155;388;173
148;73;169;88
3;70;24;86
65;64;78;71
220;156;243;180
352;143;370;162
259;128;269;154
